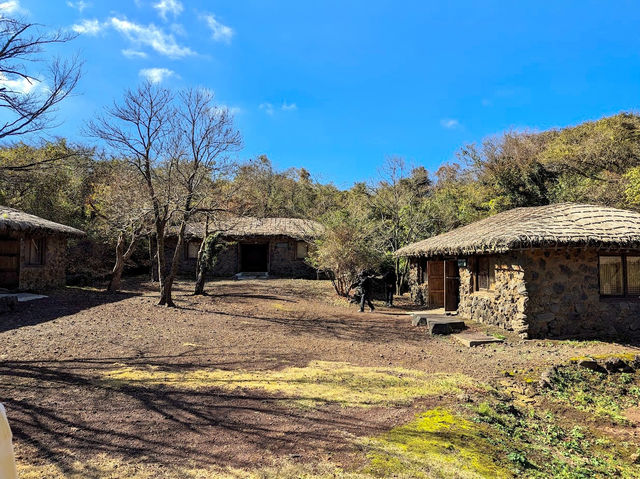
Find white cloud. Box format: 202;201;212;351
122;49;148;59
0;73;39;95
170;23;186;36
0;0;27;15
66;1;90;12
153;0;183;21
201;14;233;43
259;102;274;116
260;102;297;115
139;67;176;84
71;18;103;36
110;17;194;58
440;118;460;129
218;104;241;116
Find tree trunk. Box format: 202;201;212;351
395;257;402;295
194;266;207;295
193;239;207;295
158;222;185;307
108;231;140;292
194;218;210;295
155;222;169;305
107;233;126;292
148;234;157;282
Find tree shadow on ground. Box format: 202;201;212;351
199;307;432;345
0;356;407;474
0;288;139;334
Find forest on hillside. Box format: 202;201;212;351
2;110;640;294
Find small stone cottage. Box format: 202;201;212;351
169;216;323;279
397;203;640;339
0;206;84;291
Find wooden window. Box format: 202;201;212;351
475;256;495;291
296;241;308;259
186;241;200;259
27;238;46;266
599;255;640;297
627;256;640;295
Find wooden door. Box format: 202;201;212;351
427;260;444;308
0;238;19;290
444;260;460;312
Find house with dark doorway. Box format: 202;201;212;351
0;206;84;291
169;216;323;279
397;203;640;339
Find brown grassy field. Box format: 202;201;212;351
2;278;640;478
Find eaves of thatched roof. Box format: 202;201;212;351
184;216;324;241
0;206;85;237
396;203;640;258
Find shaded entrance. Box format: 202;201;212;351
240;243;269;272
427;259;460;312
0;238;19;290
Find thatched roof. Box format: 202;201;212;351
0;206;85;237
397;203;640;257
185;216;324;241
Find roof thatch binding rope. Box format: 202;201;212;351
396;203;640;258
184;216;324;241
0;206;85;237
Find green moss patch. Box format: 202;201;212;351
362;408;511;478
102;361;476;408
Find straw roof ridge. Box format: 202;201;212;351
0;205;85;236
184;216;324;241
396;203;640;257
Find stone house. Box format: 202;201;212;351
0;206;84;291
397;203;640;339
167;216;323;279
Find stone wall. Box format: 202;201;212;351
457;254;528;337
268;236;316;278
169;235;316;279
19;234;67;290
407;259;428;305
523;248;640;339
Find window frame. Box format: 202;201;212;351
26;237;46;266
474;256;496;292
599;254;640;299
295;241;309;260
185;240;201;260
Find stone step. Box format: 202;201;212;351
428;318;466;335
452;332;504;347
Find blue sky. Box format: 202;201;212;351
2;1;640;187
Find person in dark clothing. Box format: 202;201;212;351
351;271;375;312
383;270;397;307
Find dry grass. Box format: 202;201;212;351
102;360;476;408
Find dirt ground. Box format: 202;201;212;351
1;278;639;477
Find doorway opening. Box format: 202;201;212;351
240;243;269;272
0;238;20;290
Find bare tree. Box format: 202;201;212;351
88;82;175;304
161;88;242;304
88;160;152;292
0;17;81;149
88;84;241;306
